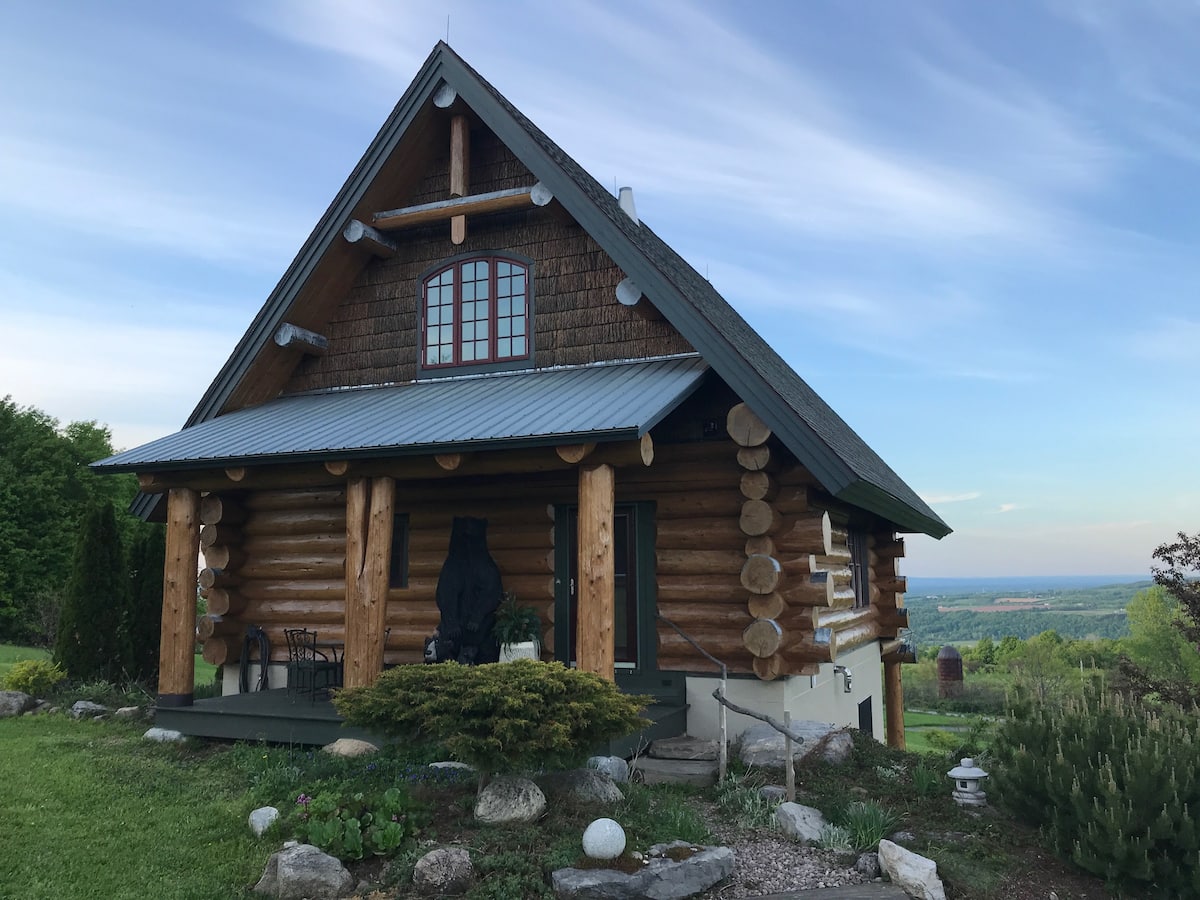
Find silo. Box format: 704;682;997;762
937;645;964;698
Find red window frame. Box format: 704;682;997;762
421;255;530;369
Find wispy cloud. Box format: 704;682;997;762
1127;317;1200;363
923;491;982;504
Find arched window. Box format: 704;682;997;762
421;255;531;369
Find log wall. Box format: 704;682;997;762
283;128;692;394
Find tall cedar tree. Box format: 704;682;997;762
1120;531;1200;708
127;524;165;685
55;501;133;682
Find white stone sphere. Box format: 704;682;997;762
582;817;627;860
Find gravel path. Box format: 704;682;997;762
699;825;874;898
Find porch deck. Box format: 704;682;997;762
155;687;688;753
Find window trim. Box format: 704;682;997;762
417;251;535;374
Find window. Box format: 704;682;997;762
388;513;409;589
849;529;870;608
421;255;530;369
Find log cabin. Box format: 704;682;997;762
93;43;949;749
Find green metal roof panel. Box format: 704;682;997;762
95;357;707;473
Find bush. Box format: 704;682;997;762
334;660;649;781
991;689;1200;895
2;658;66;696
835;799;900;851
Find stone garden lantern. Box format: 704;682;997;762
947;757;989;807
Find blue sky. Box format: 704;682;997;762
1;1;1194;578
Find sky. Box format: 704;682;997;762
1;0;1196;579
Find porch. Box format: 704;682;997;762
155;674;689;754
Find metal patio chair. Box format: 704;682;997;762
283;628;340;700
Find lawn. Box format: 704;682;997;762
1;644;217;691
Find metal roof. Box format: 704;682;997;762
94;356;708;473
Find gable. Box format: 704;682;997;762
124;42;948;539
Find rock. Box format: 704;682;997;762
143;727;186;743
429;760;474;771
115;706;142;720
878;839;946;900
0;691;35;718
540;769;624;805
70;700;109;720
630;757;719;787
254;843;353;899
582;818;626;859
775;802;828;843
888;830;916;844
412;847;473;894
321;737;378;758
474;776;546;825
249;806;280;837
855;851;882;878
587;755;629;783
737;721;854;769
648;735;719;760
553;843;734;900
759;785;786;802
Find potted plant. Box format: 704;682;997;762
493;593;542;662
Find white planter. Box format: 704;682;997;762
500;641;540;662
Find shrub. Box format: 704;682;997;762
836;799;900;851
334;660;649;782
991;688;1200;895
291;787;424;861
2;658;66;696
816;823;854;851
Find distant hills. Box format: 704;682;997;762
906;575;1149;595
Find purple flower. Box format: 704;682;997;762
296;793;312;807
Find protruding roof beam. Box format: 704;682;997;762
342;219;399;258
273;322;329;355
372;183;552;231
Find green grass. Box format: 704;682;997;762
0;715;267;899
904;710;972;728
0;644;216;691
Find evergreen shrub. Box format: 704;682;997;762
334;659;649;781
2;658;66;696
991;689;1200;895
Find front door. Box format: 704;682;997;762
554;502;654;675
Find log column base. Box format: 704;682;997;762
156;692;194;708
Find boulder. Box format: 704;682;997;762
552;842;734;900
412;847;473;894
582;817;626;859
587;755;629;783
878;839;946;900
775;802;827;843
143;727;186;743
321;737;378;758
429;760;474;771
540;769;624;805
249;806;280;837
254;843;353;899
737;721;854;769
758;785;787;802
0;691;35;718
474;776;547;825
855;851;882;879
70;700;110;720
115;706;142;720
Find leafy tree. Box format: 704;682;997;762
127;524;165;685
54;501;133;682
967;635;996;667
1121;533;1200;708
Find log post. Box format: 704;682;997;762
450;114;469;244
158;488;200;707
885;659;905;749
343;477;395;688
577;464;615;681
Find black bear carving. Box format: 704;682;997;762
427;516;503;664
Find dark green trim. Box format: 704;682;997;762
156;692;193;708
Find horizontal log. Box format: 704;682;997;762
874;576;907;594
736;444;776;473
201;635;240;667
743;618;783;658
406;526;553;553
829;588;858;610
373;184;550;229
744;535;775;557
752;652;824;681
726;403;771;447
881;639;916;664
244;488;345;511
200;495;245;525
196;615;241;641
198;567;236;591
655;517;746;551
739;554;815;595
239;578;345;602
656;548;746;578
876;608;909;631
656;491;744;520
274;322;329;354
203;545;245;572
204;587;247;617
657;652;754;675
242;509;345;537
816;606;877;632
777;572;836;608
324;460;351;477
812;548;852;569
872;537;906;560
774;488;812;516
239;553;345;581
747;591;786;620
199;524;240;550
342;219;398;257
774;511;832;556
739;500;782;537
656;601;754;630
832;622;879;657
658;628;754;662
243;533;347;556
739;471;778;502
656;573;742;604
816;565;853;587
408;549;554;579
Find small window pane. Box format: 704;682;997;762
440;324;453;343
437;270;453;286
427;307;440;326
513;336;526;355
439;345;453;364
475;339;488;357
426;346;439;365
512;315;525;337
476;280;488;300
513;273;525;292
498;262;512;276
512;296;526;316
476;299;488;317
462;343;476;362
477;321;489;339
498;320;511;338
498;276;511;297
463;282;476;302
475;261;489;279
499;297;510;316
498;338;511;357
